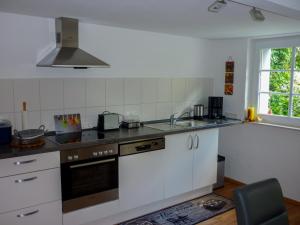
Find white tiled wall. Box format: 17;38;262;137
0;77;213;131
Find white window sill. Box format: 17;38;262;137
247;121;300;132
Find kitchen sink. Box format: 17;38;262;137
175;120;208;127
145;123;185;131
145;120;210;131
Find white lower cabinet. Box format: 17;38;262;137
0;152;60;178
192;129;218;190
0;201;62;225
0;168;61;213
119;150;165;211
164;129;218;198
0;152;62;225
164;132;194;198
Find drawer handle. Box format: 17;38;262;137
15;176;37;183
17;210;39;218
14;159;37;165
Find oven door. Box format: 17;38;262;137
61;155;118;213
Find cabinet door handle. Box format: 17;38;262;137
15;176;37;183
188;135;193;150
17;210;39;218
194;134;199;149
14;159;37;165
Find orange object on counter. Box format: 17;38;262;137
247;107;256;122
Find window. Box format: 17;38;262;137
258;47;300;118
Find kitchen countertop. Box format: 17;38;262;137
0;138;58;159
0;118;242;159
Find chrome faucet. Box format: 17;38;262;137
169;111;191;125
169;113;177;126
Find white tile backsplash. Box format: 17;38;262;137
172;102;190;115
157;78;171;102
14;79;40;112
86;106;106;128
124;78;141;105
0;80;14;113
86;78;106;107
124;104;141;120
41;110;64;131
40;79;63;110
141;103;156;122
172;78;186;102
0;77;213;131
106;79;124;106
63;79;86;109
156;102;172;120
142;78;157;103
15;111;41;130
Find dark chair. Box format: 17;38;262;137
233;178;289;225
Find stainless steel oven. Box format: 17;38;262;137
60;143;118;213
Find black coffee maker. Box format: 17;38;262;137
208;97;223;119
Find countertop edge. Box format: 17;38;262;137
0;120;242;159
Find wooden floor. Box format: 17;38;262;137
197;180;300;225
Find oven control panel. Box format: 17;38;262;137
60;143;118;163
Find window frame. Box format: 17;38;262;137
252;36;300;127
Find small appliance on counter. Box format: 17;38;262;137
98;112;120;131
0;120;12;145
121;113;140;129
121;120;140;129
208;97;223;119
194;104;204;120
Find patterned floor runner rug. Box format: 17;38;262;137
119;193;235;225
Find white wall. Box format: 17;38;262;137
207;38;250;120
0;12;211;78
210;38;300;201
0;12;215;131
219;123;300;201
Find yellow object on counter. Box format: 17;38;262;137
247;107;256;122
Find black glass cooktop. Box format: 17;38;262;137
53;130;105;144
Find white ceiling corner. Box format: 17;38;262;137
0;0;300;38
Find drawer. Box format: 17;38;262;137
0;151;60;178
0;168;61;213
0;201;62;225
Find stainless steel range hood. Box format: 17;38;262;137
37;17;110;69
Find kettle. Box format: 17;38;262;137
194;104;204;120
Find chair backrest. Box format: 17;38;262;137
233;178;289;225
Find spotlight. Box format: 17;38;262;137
208;0;227;13
249;7;265;21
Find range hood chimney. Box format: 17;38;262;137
37;17;110;69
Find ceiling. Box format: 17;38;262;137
1;0;300;39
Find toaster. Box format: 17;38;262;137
0;120;12;145
98;112;120;131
